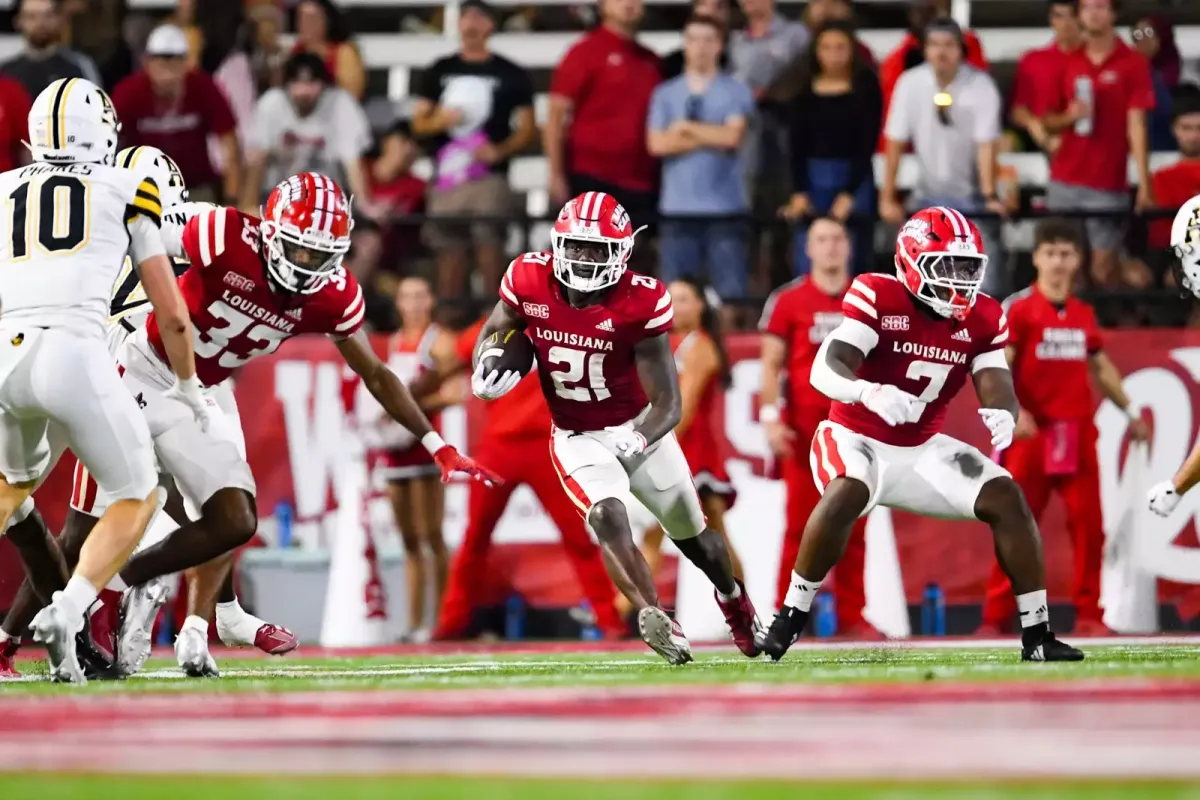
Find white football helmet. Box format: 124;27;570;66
1172;194;1200;297
27;78;120;166
117;146;189;210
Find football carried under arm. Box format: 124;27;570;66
628;333;683;455
336;330;503;486
472;300;529;401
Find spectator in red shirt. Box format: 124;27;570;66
0;76;32;172
1150;88;1200;251
1010;0;1082;154
1041;0;1155;289
112;24;241;204
877;0;988;151
545;0;662;227
978;220;1148;637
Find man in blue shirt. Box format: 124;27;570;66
647;15;754;299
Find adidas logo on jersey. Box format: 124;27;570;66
285;308;303;321
951;328;972;343
596;318;615;332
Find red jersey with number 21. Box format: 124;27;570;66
145;206;366;386
832;273;1009;447
501;252;674;432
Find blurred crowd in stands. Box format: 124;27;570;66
3;0;1200;328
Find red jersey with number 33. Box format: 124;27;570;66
145;206;366;386
831;273;1009;446
501;252;674;432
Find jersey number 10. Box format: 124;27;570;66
7;176;89;260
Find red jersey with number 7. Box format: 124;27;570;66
500;251;674;432
145;206;366;386
830;273;1009;447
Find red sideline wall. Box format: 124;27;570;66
5;330;1200;619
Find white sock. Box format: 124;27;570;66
784;572;822;612
0;627;11;643
57;576;99;630
716;582;741;602
181;615;208;636
1016;590;1049;628
104;574;127;592
216;599;262;642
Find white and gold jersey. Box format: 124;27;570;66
104;200;214;355
0;160;163;339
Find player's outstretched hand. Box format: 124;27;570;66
432;445;504;487
166;375;214;432
860;384;920;427
602;427;647;460
978;408;1015;450
1147;480;1181;517
471;361;521;401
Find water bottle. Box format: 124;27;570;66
504;593;526;640
578;601;601;641
275;500;293;548
921;582;946;636
1073;75;1093;136
814;592;837;638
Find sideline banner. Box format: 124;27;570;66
6;330;1200;623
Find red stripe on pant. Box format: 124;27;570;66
778;416;867;631
71;461;97;514
434;433;622;639
981;425;1104;626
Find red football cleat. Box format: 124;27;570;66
715;580;762;658
254;624;298;655
88;589;122;663
0;638;20;679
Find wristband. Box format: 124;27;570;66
421;431;447;455
1123;405;1139;422
759;404;781;424
178;374;203;394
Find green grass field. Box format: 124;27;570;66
4;642;1200;694
5;641;1200;797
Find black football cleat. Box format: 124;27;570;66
760;606;809;662
76;620;122;681
1021;631;1085;662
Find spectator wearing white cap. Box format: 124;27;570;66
112;24;240;204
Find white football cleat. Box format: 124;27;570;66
638;606;693;666
175;627;219;678
29;598;86;685
116;578;169;676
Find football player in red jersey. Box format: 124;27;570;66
979;220;1148;637
473;192;761;665
760;206;1083;663
104;173;499;677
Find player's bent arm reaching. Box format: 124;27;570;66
471;299;527;400
337;329;501;486
627;333;682;454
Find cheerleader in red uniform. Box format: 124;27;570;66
370;276;463;642
617;278;744;618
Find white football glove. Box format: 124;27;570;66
471;361;521;401
859;383;922;427
166;375;214;432
978;408;1016;450
602;426;647;459
1148;480;1182;518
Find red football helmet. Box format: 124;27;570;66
895;206;989;321
261;172;353;294
550;192;642;292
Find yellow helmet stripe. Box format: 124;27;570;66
49;78;78;151
119;146;147;169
